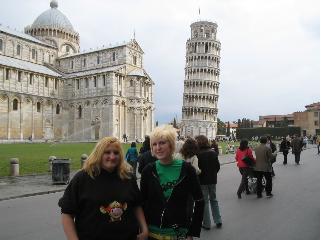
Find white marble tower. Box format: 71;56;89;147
181;21;221;139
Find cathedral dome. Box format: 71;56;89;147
31;0;75;32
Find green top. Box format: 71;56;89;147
156;159;183;199
149;159;187;237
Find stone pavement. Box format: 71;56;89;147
5;146;315;202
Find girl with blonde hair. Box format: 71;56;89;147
140;125;204;240
59;137;148;240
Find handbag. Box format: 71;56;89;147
242;149;254;167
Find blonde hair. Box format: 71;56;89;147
83;137;132;180
150;125;177;157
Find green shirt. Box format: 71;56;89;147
156;159;183;199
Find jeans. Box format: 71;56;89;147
237;167;252;195
255;171;272;196
294;152;301;164
128;161;137;177
201;184;222;227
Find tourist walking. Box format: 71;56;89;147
235;139;256;199
210;139;219;155
139;136;151;155
180;138;201;174
266;136;277;177
254;136;273;198
140;125;204;240
126;142;139;177
58;137;148;240
280;137;291;164
291;135;303;165
195;135;222;229
316;135;320;155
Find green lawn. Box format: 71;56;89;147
0;143;136;177
0;141;261;176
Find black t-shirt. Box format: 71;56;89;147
58;169;141;240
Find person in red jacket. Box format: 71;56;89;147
235;139;256;199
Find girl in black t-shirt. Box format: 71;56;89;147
58;137;148;240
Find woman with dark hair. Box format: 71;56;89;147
210;139;219;155
180;138;201;174
139;136;151;154
126;142;139;177
235;139;256;199
195;135;222;230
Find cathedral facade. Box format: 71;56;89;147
180;21;221;139
0;0;154;141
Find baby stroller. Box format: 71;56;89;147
247;170;266;194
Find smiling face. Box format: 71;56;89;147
101;144;121;172
151;138;173;163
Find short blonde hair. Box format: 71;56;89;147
83;137;132;180
150;125;177;157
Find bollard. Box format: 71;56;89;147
48;156;56;172
81;154;88;168
10;158;19;176
218;146;223;155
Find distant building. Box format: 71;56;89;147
258;114;294;128
225;122;237;137
293;102;320;136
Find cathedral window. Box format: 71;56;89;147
32;49;37;60
55;79;58;89
78;106;82;119
0;39;3;51
45;77;48;87
130;80;134;87
66;45;70;53
97;56;100;64
83;58;86;67
17;45;21;55
56;104;60;114
76;79;80;89
18;71;22;82
37;102;41;112
30;74;33;84
94;76;97;87
103;75;106;86
12;99;18;111
112;52;116;61
133;56;137;65
5;69;10;80
71;60;74;69
85;78;89;88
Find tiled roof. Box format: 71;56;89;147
0;25;55;48
62;65;124;78
0;55;61;77
128;68;146;77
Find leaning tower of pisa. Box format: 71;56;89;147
181;21;221;139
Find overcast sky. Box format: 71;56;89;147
1;0;319;124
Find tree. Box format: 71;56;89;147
217;118;226;135
173;117;177;128
237;119;241;128
226;121;231;136
156;121;158;127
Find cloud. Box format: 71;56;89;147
1;0;319;124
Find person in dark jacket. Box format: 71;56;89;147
280;137;291;164
126;142;139;177
58;137;148;240
137;136;158;174
140;125;204;240
195;135;222;230
291;135;303;165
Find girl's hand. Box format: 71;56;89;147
137;231;148;240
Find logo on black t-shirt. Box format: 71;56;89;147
100;201;127;222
